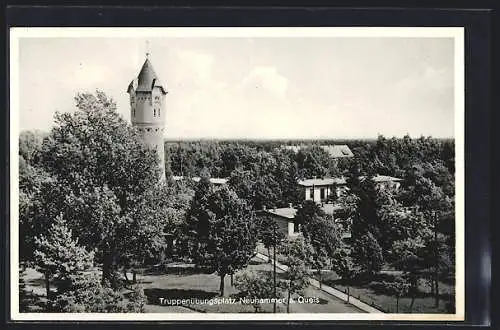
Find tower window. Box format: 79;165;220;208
159;108;161;116
154;109;156;117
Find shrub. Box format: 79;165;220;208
50;272;146;313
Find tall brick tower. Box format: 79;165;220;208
127;53;167;180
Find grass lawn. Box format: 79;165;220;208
19;258;287;314
256;243;455;314
138;257;286;313
20;256;360;314
319;271;455;314
21;252;451;314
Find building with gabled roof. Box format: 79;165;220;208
258;202;348;239
297;174;403;203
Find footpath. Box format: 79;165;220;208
255;252;383;314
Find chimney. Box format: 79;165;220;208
288;203;293;208
262;205;267;211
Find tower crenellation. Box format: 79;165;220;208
127;54;167;180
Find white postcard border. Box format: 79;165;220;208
9;26;465;322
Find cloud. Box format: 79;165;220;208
174;49;215;85
395;66;453;93
243;66;288;99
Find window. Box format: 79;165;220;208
133;108;135;117
309;188;314;199
293;222;301;233
320;188;325;200
154;108;156;117
158;108;161;116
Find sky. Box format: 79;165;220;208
16;34;456;139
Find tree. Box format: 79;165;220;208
19;164;54;264
391;236;430;312
234;271;281;312
19;129;46;166
184;184;259;296
301;214;340;288
347;173;386;275
253;175;282;210
294;200;325;230
420;218;450;309
349;174;381;243
121;184;175;283
50;271;146;313
400;168;455;308
257;215;285;313
228;169;281;210
295;146;331;179
383;277;410;312
294;198;341;289
335;191;360;236
376;189;426;261
182;175;215;265
278;237;313;313
258;216;285;262
37;90;168;288
272;149;301;206
33;214;94;300
352;231;384;276
332;246;358;303
160;183;194;262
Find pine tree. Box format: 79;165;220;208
33;214;94;301
51;271;146;313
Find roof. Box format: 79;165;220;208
320;145;354;158
264;207;297;219
282;145;303;153
127;57;167;94
281;144;354;158
262;203;342;220
193;177;228;185
297;175;402;187
298;177;347;187
173;176;228;185
372;175;403;183
320;203;344;215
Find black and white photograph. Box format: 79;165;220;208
10;27;464;321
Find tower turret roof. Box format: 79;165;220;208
127;57;167;94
